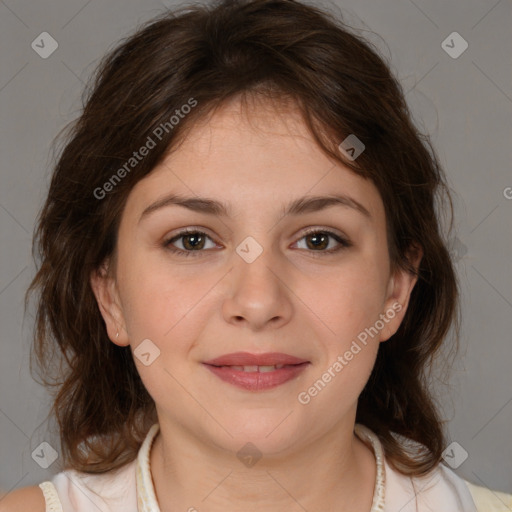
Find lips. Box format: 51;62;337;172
202;352;310;391
203;352;309;367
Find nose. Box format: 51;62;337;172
221;249;294;331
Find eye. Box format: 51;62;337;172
293;228;351;255
163;227;352;258
163;229;218;257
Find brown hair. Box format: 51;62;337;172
25;0;459;476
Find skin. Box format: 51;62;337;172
90;95;422;512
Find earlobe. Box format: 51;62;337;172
89;264;129;347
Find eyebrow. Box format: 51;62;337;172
138;193;371;224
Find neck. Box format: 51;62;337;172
149;417;377;512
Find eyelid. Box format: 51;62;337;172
299;225;349;240
295;226;352;252
164;226;220;249
163;225;352;257
165;226;218;242
164;225;349;243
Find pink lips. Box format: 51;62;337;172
203;352;309;366
203;352;310;391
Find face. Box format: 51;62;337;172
91;97;420;455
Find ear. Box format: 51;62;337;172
379;243;423;342
90;261;130;347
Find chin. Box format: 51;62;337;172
216;413;303;452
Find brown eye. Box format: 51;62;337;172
295;229;351;254
180;232;206;250
305;232;330;250
164;229;217;257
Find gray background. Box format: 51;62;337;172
1;0;511;500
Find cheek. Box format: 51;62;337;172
117;263;211;403
299;268;383;407
117;250;219;357
304;257;388;341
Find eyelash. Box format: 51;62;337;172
163;227;352;258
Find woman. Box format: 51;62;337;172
3;0;510;510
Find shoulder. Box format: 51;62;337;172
418;462;512;512
464;479;512;512
50;461;138;510
383;458;480;511
0;485;46;512
382;450;512;512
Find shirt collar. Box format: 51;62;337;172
136;422;385;512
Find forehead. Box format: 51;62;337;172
123;97;386;225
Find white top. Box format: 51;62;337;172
37;423;510;512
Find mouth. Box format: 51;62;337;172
208;363;302;372
203;351;310;367
202;352;310;391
